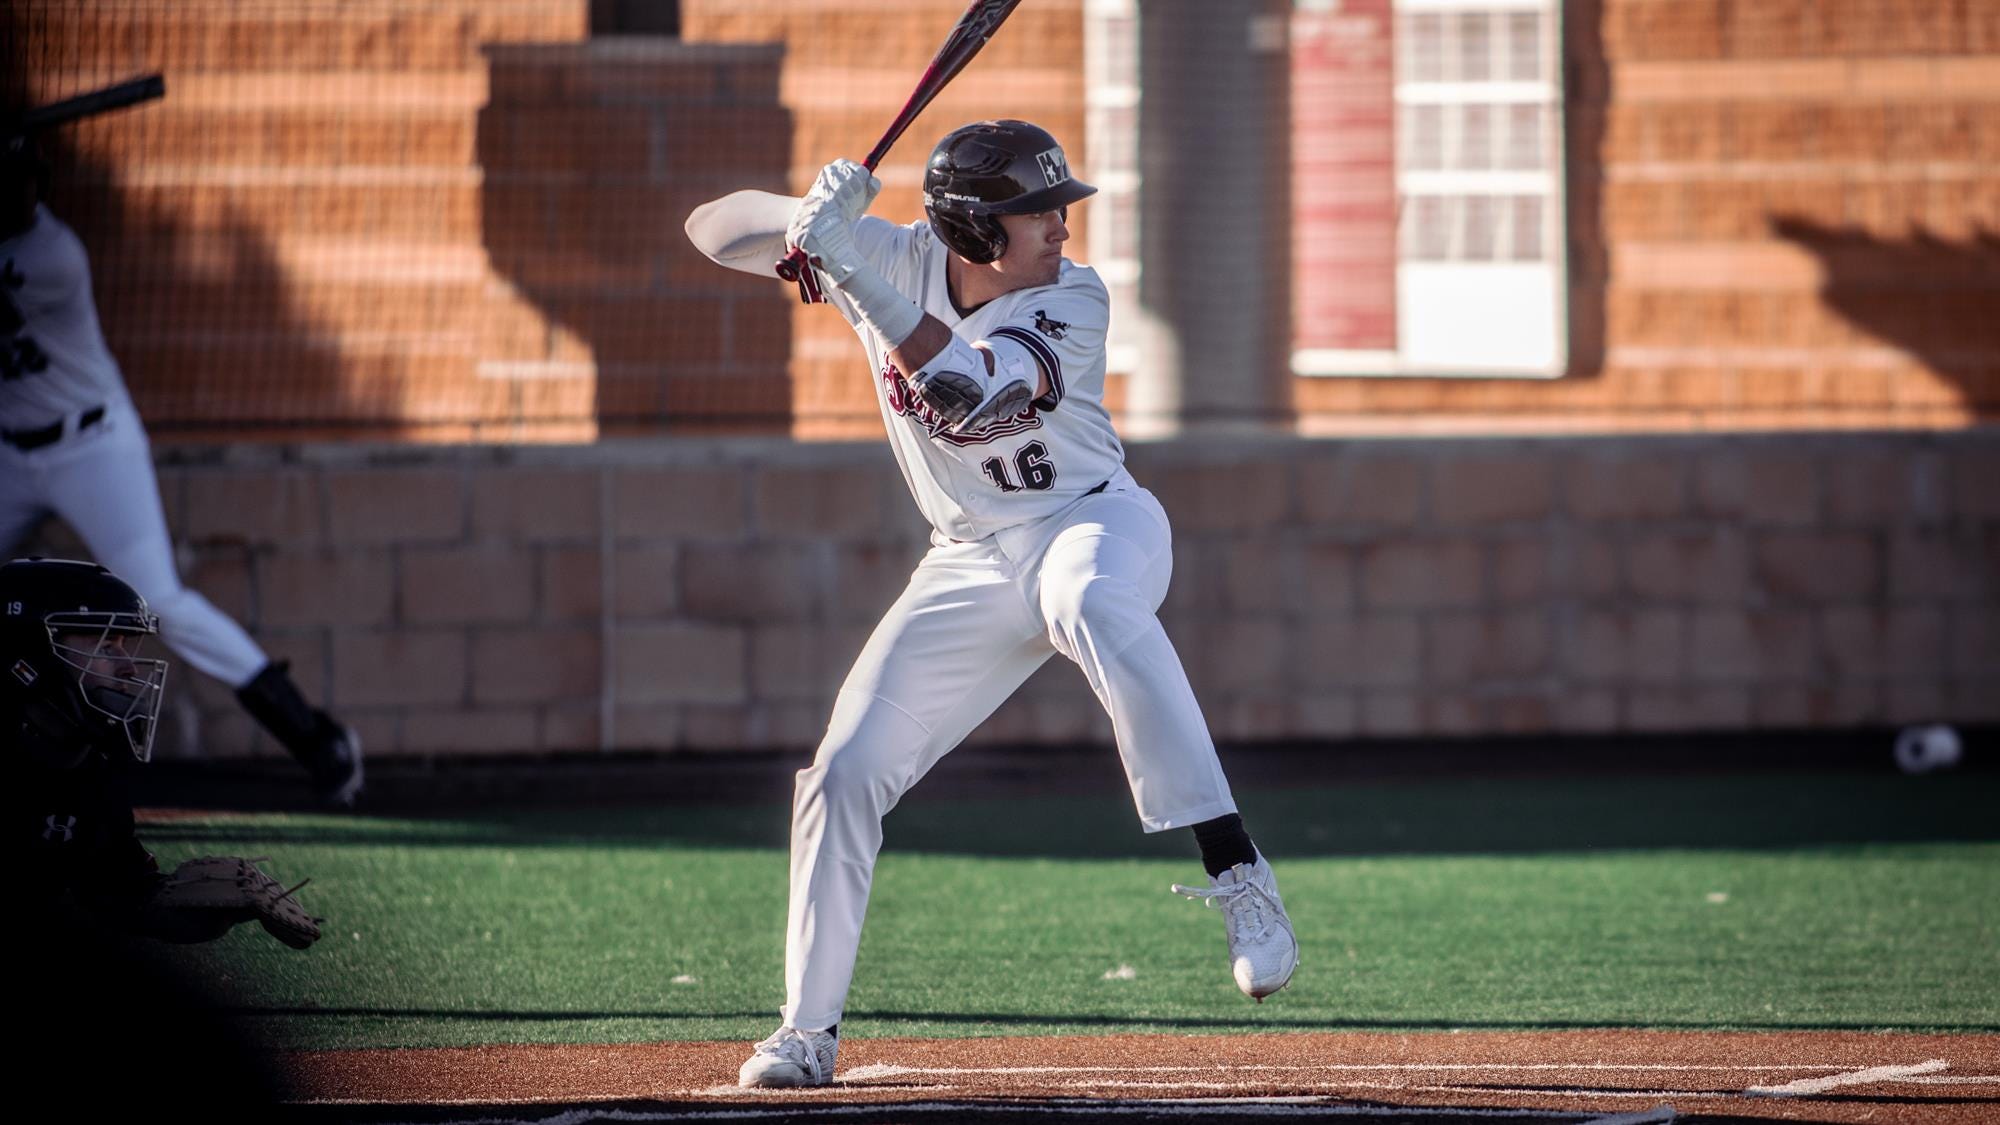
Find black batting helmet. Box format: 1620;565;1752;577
923;120;1096;264
2;558;168;768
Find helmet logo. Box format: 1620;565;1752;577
1036;147;1071;188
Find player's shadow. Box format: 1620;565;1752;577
476;39;797;436
1770;215;2000;391
0;32;405;440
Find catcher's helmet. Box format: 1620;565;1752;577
924;120;1096;264
2;558;168;768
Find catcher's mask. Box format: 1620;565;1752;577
923;119;1096;264
2;558;168;768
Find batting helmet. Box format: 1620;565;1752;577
2;558;168;768
923;120;1096;264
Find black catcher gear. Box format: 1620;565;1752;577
923;120;1096;264
2;558;168;767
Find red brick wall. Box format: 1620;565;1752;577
10;0;1993;438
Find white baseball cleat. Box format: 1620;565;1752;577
737;1026;838;1088
1173;852;1299;1001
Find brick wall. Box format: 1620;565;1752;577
35;432;1978;762
12;2;804;439
22;0;1989;439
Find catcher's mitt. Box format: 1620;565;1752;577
150;855;322;949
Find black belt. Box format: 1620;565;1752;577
3;405;105;451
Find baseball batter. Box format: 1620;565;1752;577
1;139;360;806
686;120;1298;1089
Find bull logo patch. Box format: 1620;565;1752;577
1035;147;1070;188
1032;310;1069;341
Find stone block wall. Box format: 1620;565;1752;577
40;430;1982;763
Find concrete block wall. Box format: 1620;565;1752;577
80;430;1993;763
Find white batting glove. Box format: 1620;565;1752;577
788;202;864;286
788;159;882;285
806;158;882;222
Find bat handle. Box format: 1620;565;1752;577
775;248;827;304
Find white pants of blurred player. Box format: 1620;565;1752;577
782;474;1237;1031
0;398;269;686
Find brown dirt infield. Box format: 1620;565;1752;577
282;1030;1999;1123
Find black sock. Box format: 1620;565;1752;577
1191;813;1257;877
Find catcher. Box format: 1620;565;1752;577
5;556;321;949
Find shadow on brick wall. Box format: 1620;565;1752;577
1773;215;2000;410
478;40;796;435
1563;0;1608;380
2;26;379;439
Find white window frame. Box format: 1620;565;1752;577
1293;0;1569;379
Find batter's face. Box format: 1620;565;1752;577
989;208;1069;290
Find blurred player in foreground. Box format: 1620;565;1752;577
688;120;1299;1088
1;118;360;807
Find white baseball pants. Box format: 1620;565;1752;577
0;400;270;686
781;480;1236;1031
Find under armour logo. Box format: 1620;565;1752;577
43;815;77;843
1035;148;1070;188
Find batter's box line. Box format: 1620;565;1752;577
367;1098;1668;1123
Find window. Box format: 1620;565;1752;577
1294;0;1568;378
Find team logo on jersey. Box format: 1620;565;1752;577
1031;309;1069;340
881;362;1041;447
1036;147;1071;188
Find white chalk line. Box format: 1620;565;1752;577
1744;1058;1949;1096
840;1062;1859;1080
345;1100;1637;1124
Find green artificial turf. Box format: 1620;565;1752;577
136;770;2000;1051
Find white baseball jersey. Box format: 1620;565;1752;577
826;218;1127;543
1;204;133;428
1;204;270;690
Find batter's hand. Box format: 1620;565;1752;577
805;158;882;223
788;198;864;288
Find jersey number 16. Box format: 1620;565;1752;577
982;440;1056;493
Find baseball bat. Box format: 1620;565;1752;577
7;74;167;140
776;0;1025;299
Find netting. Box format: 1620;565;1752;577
0;1;1083;440
5;1;1994;442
